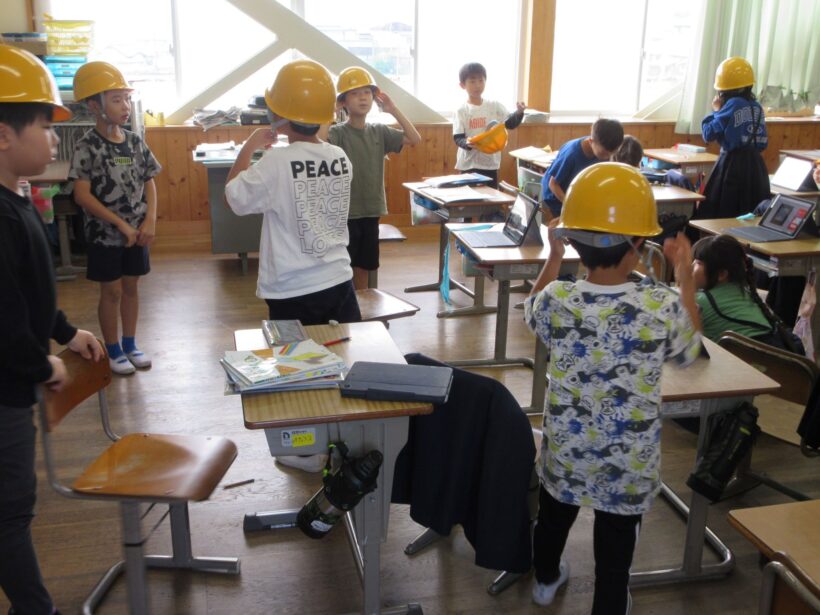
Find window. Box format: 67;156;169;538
550;0;701;115
49;0;523;118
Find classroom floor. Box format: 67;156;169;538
8;235;819;615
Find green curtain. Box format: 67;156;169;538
676;0;820;134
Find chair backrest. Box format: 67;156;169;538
43;343;111;432
717;331;818;407
634;240;669;283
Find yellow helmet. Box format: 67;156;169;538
73;61;132;101
714;57;754;91
336;66;378;100
0;44;71;122
264;60;335;125
559;162;661;237
468;122;508;154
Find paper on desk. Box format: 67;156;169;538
422;186;509;203
195;141;236;153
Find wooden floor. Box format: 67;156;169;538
8;235;819;615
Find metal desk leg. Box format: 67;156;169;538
55;213;85;280
630;397;740;586
404;222;450;293
451;279;534;373
239;252;248;275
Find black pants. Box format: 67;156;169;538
534;486;641;615
0;406;54;614
264;280;361;325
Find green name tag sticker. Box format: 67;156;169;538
281;428;316;448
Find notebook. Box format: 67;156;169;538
458;192;540;248
340;361;453;403
726;194;816;243
770;156;816;192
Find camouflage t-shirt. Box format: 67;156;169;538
524;279;701;515
69;129;161;247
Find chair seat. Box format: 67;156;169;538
73;433;238;501
356;289;420;323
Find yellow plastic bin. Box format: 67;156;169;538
42;19;94;56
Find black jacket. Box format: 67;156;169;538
392;354;535;573
0;185;76;408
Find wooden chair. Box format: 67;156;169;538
356;288;420;327
759;553;820;614
39;345;240;614
716;331;819;501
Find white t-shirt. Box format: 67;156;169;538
453;99;509;171
225;141;353;299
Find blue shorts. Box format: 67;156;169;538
86;243;150;282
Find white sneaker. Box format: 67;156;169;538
532;559;570;606
109;355;136;375
125;349;151;369
275;454;328;473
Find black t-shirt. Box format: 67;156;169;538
0;184;76;407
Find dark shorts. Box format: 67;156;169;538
347;217;380;270
264;280;362;326
86;243;151;282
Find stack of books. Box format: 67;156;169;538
221;339;346;394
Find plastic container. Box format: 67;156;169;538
42;19;94;56
410;192;444;225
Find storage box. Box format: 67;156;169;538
2;33;48;56
42;20;93;56
410;192;444;225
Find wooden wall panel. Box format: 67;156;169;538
147;120;820;248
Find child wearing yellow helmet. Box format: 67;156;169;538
524;163;702;613
696;57;769;219
453;62;526;188
69;60;162;376
225;59;361;325
0;44;102;615
325;66;421;290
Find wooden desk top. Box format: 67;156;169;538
652;184;705;203
769;176;820;198
780;149;820;163
661;338;779;401
447;223;581;266
23;160;70;183
235;322;432;429
728;500;820;587
645;148;718;165
689;218;820;257
508;145;556;169
403;182;515;208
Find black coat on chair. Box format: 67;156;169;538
392;353;535;573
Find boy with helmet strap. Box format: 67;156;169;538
524;163;702;613
225;59;361;325
696;56;769;219
0;44;102;615
325;66;421;290
69;61;161;376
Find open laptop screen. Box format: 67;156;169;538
761;194;814;237
771;156;814;191
504;193;538;242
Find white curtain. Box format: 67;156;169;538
676;0;820;134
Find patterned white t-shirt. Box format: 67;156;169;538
524;279;701;515
453;99;509;171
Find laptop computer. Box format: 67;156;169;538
726;194;816;243
458;192;540;248
340;361;453;403
771;156;816;192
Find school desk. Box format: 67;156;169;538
23;160;83;281
644;148;718;187
508;145;557;200
728;500;820;614
196;151;409;277
403;181;515;318
652;184;706;218
235;321;431;615
689;217;820;347
446;222;580;412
